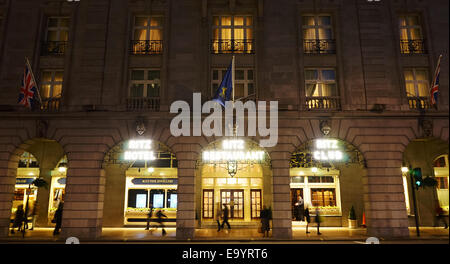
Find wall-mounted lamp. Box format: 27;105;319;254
58;163;67;173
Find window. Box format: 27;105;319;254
203;189;214;219
250;189;262;219
42;17;69;55
437;177;449;190
212;15;254;54
311;188;336;207
399;15;426;54
308;176;334;183
18;152;39;168
305;69;340;110
127;189;148;208
129;69;160;98
40;70;63;110
404;68;430;109
212;68;254;99
131;16;163;54
434;156;447;167
302;15;335;54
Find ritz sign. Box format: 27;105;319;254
313;139;343;161
202;139;265;162
124;140;156;161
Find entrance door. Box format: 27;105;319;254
221;190;244;219
290;188;303;220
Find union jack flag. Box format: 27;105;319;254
18;59;41;109
430;55;442;108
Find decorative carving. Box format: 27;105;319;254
419;119;433;138
136;118;146;136
320;120;331;136
36;120;49;138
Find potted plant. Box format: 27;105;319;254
348;206;358;229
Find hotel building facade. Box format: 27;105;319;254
0;0;448;240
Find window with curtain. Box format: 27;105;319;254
129;69;161;98
404;68;430;109
212;15;254;54
311;188;336;207
302;15;335;54
211;68;254;99
42;17;69;55
399;15;425;54
40;70;63;111
305;69;337;97
131;16;163;54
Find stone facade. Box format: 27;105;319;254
0;0;448;240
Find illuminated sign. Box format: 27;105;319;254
124;140;156;161
313;139;343;161
202;139;265;162
131;178;178;185
15;178;36;185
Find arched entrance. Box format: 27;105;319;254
290;138;367;229
196;138;272;229
102;139;178;229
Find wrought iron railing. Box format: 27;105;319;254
211;39;255;54
41;41;68;56
127;97;160;111
40;97;61;111
303;39;336;54
408;97;430;110
400;39;426;54
130;40;163;55
305;96;340;110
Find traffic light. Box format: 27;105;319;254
411;168;423;189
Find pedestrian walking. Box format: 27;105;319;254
436;203;448;229
53;202;63;236
315;207;322;235
29;202;38;230
260;206;271;237
215;203;222;231
221;204;231;230
10;205;25;234
295;196;304;221
156;209;168;236
304;206;311;234
145;203;154;230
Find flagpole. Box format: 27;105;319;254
232;55;235;103
25;57;43;106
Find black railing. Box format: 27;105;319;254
306;96;340;110
408;97;430;110
40;97;61;112
127;97;160;111
211;39;255;54
400;39;426;54
41;41;67;56
130;40;163;55
304;39;336;54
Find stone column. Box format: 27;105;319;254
60;152;105;239
35;167;52;226
364;158;410;238
176;153;197;240
270;156;292;239
0;158;16;237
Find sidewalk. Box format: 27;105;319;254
1;227;448;243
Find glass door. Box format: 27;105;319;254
221;190;244;219
290;188;304;220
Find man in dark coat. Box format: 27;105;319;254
221;204;231;230
53;202;64;235
11;205;25;234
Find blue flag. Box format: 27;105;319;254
213;62;233;107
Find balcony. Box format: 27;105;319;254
211;39;255;54
130;40;163;55
127;97;160;111
41;41;67;56
305;97;340;110
408;97;430;110
40;97;61;112
303;39;336;54
400;39;426;54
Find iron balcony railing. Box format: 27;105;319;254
127;97;160;111
400;39;426;54
211;39;255;54
40;97;61;112
303;39;336;54
41;41;68;56
130;40;163;55
306;96;340;110
408;97;431;110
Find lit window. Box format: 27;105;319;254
211;68;254;99
131;16;163;54
399;15;425;54
40;70;63;110
404;68;430;109
42;17;69;55
129;69;160;98
212;15;254;54
203;189;214;219
302;15;335;54
305;69;340;110
311;188;336;207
